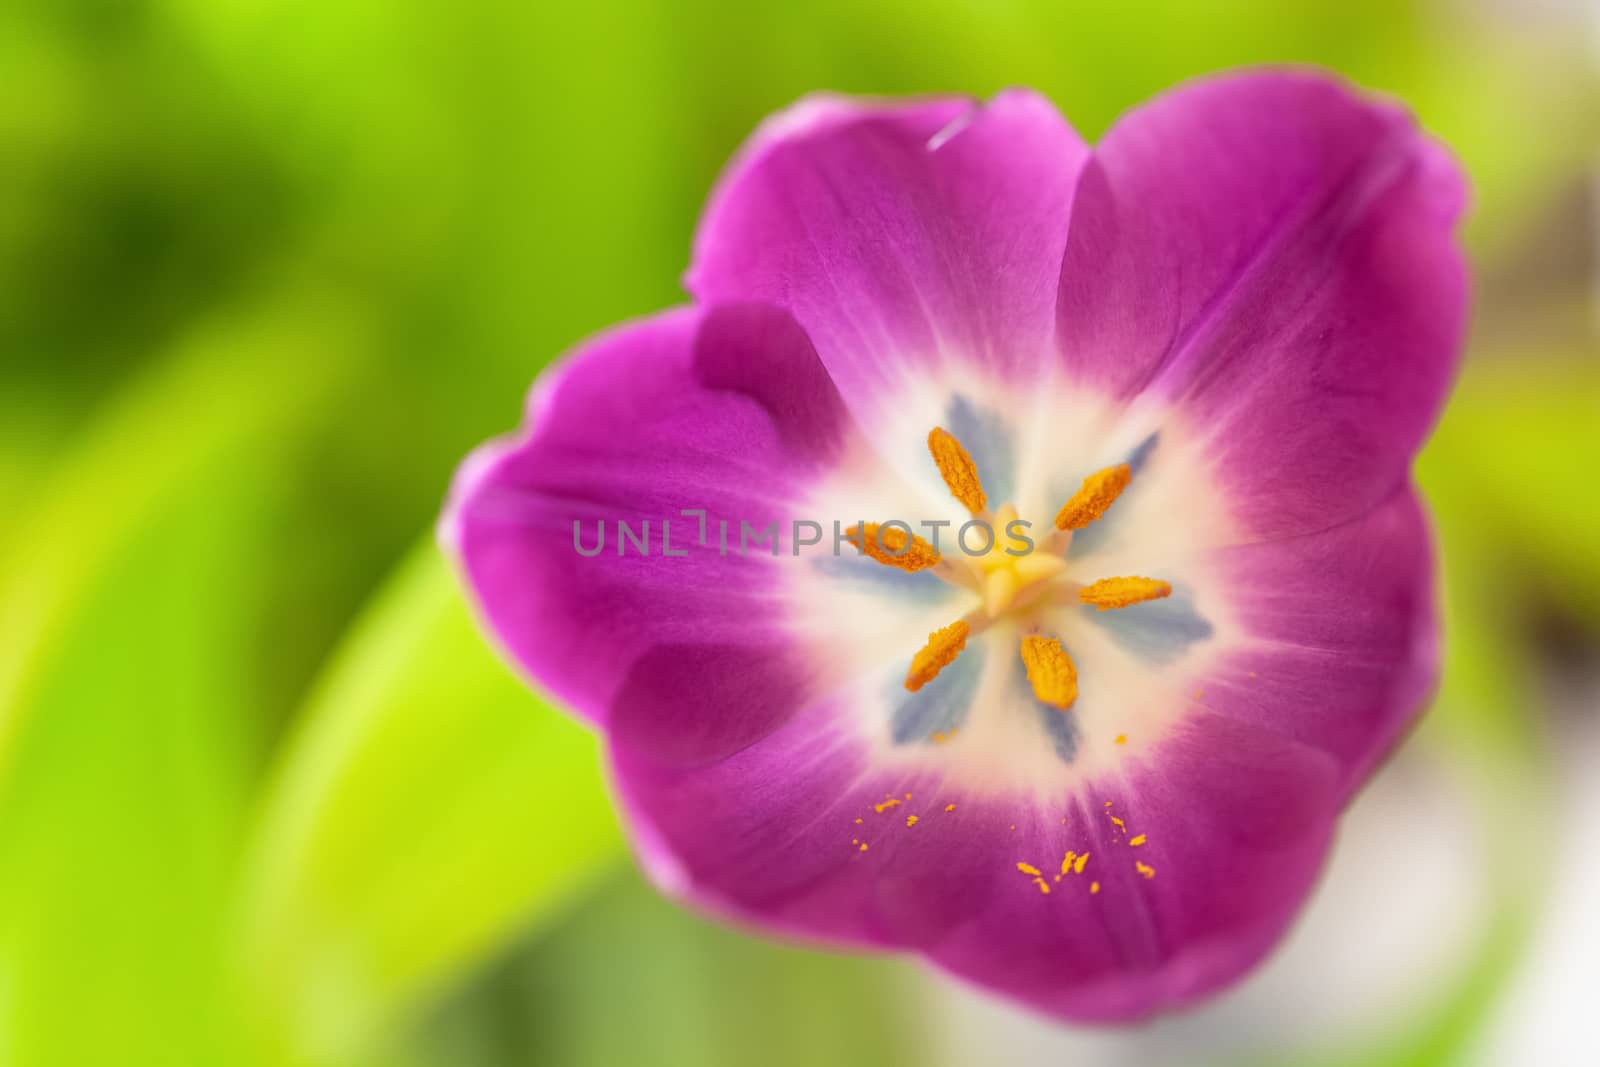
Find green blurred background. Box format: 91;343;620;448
1;2;1596;1065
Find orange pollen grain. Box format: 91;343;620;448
873;797;901;814
1090;881;1101;894
1074;852;1090;874
1079;576;1173;611
906;815;919;827
848;523;942;572
905;620;970;692
1019;635;1078;710
927;427;987;514
1129;834;1147;847
1136;861;1155;879
1054;464;1130;531
1016;862;1043;877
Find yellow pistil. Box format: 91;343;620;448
1079;576;1172;611
847;522;942;572
972;504;1066;617
904;620;970;692
928;427;986;514
1018;635;1078;710
1053;464;1131;531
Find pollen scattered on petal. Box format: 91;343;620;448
1115;734;1127;745
1054;463;1130;531
847;523;942;572
1110;815;1127;832
860;842;870;852
1034;878;1051;895
1019;635;1078;710
1090;881;1101;894
905;620;970;692
874;797;901;813
1129;834;1147;847
1016;862;1042;876
945;803;956;812
906;815;918;827
1073;852;1090;874
1080;576;1172;611
1060;851;1077;876
1136;861;1155;879
854;818;863;824
928;427;986;514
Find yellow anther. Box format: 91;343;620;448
1054;463;1131;531
1019;635;1078;710
904;620;970;692
848;523;942;572
1079;576;1172;611
928;427;986;514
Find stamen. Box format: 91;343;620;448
1079;576;1172;611
1019;635;1078;710
927;427;986;514
1053;464;1131;531
905;620;970;692
847;523;941;572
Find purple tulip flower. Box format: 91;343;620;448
442;69;1466;1021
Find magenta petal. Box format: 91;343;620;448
1057;70;1467;537
442;303;850;726
610;706;1340;1022
689;90;1092;402
1206;485;1439;798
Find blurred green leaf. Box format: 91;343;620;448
421;871;918;1067
1421;354;1600;623
0;298;362;1067
236;543;624;1067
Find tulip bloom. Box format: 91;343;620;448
443;69;1465;1020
